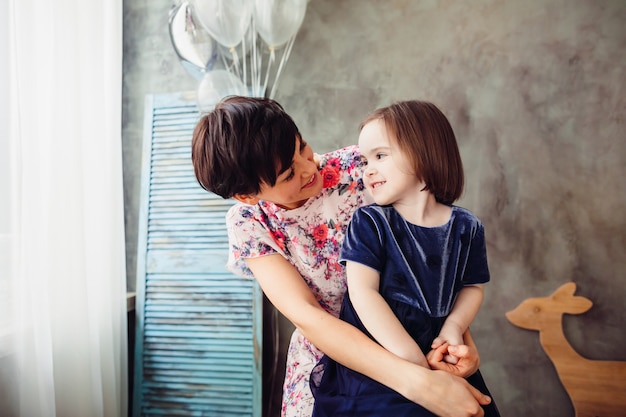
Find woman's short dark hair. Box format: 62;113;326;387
191;96;300;199
360;100;464;205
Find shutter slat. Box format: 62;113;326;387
133;93;262;417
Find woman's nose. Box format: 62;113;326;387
296;155;316;176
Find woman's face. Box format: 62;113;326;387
253;136;322;209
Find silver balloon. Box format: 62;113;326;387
168;1;218;80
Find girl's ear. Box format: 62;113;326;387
233;194;260;205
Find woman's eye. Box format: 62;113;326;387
300;139;308;152
285;169;295;181
376;153;386;159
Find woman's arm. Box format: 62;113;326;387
346;261;428;367
245;254;490;416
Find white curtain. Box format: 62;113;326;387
1;0;127;416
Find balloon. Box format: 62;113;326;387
217;24;256;62
254;0;307;48
197;69;248;112
191;0;253;48
168;1;218;80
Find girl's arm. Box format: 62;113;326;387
245;254;490;417
345;261;428;367
432;285;484;362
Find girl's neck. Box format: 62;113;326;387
393;193;451;227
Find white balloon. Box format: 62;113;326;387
197;69;248;112
254;0;307;48
191;0;253;48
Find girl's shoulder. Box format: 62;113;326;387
451;205;484;228
351;203;391;224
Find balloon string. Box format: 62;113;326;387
269;35;297;100
220;52;230;75
262;47;275;98
241;32;247;88
230;48;241;80
250;20;261;97
254;48;263;97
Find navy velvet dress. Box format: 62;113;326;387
310;204;500;417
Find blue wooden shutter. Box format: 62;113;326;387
133;92;262;417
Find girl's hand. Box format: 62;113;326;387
426;343;474;376
426;330;480;378
432;324;464;364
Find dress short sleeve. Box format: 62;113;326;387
225;204;283;278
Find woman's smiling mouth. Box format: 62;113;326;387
302;174;317;189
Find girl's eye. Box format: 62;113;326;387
376;153;386;160
285;169;295;181
300;139;308;152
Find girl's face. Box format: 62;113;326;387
253;136;322;209
358;119;424;207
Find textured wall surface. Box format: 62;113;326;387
122;1;626;415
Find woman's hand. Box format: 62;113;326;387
426;329;480;378
407;369;490;417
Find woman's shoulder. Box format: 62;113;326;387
317;145;368;198
318;145;362;176
225;201;278;232
226;201;259;222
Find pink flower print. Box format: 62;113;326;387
313;224;329;248
321;165;340;188
326;156;341;168
332;260;344;273
271;229;286;251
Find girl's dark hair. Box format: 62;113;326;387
360;100;464;205
191;96;300;199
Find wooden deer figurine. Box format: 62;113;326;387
506;282;626;417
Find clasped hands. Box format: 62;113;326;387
426;331;480;377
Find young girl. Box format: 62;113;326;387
191;96;492;417
310;100;500;416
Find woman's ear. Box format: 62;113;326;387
233;194;260;205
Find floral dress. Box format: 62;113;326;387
226;146;371;417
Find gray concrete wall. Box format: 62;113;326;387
122;1;626;415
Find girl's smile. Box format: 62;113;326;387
368;180;386;189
